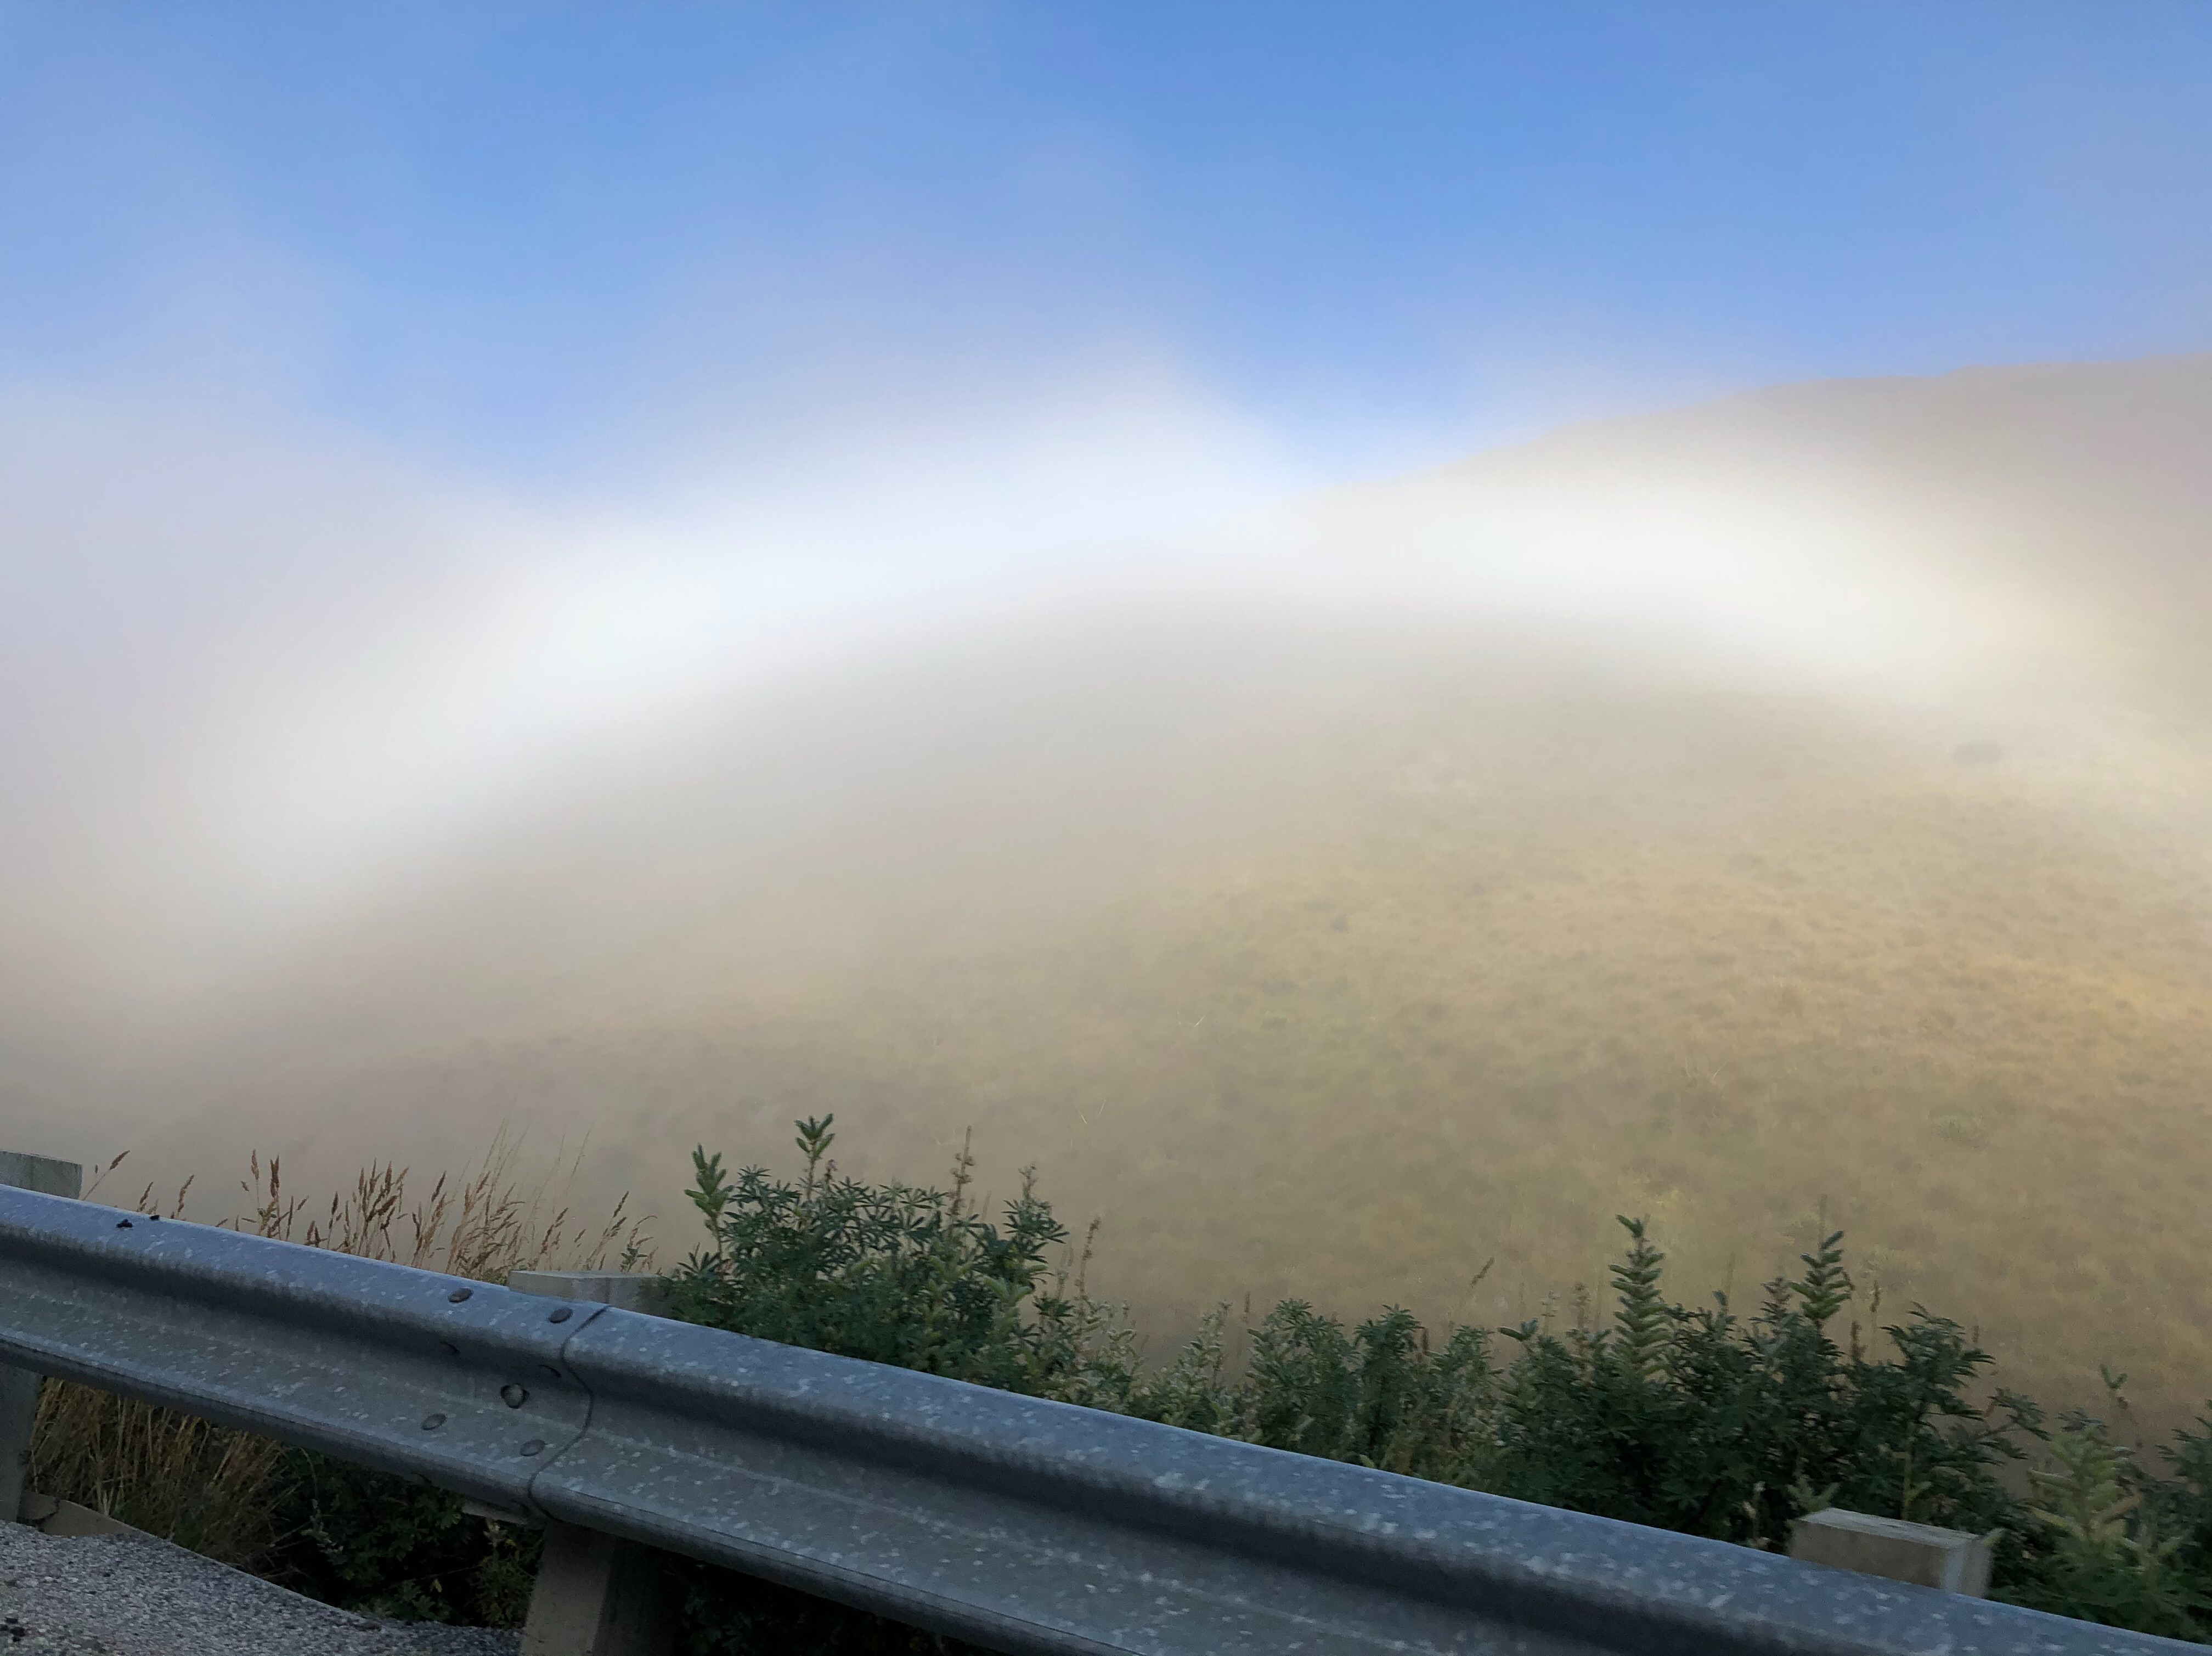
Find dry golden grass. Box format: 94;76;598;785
29;1387;292;1566
22;356;2211;1450
396;677;2202;1434
128;663;2211;1436
29;1141;652;1566
213;1128;652;1280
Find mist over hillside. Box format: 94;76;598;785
7;354;2210;1424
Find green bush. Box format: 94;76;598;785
175;1118;2212;1648
262;1450;543;1626
665;1118;1075;1653
668;1118;1070;1393
658;1119;2212;1647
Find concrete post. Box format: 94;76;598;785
523;1522;677;1656
1788;1507;1995;1597
509;1271;672;1317
509;1271;675;1656
1;1151;83;1525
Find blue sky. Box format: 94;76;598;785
6;3;2211;486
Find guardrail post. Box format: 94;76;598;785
1;1151;82;1524
509;1271;675;1656
1788;1507;1995;1597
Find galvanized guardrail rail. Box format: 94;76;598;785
0;1179;2194;1655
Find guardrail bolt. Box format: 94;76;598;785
448;1288;473;1303
421;1413;447;1431
501;1384;529;1409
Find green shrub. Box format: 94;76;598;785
261;1451;543;1627
667;1117;1071;1394
83;1122;2208;1647
657;1121;2212;1647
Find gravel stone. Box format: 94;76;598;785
0;1524;522;1656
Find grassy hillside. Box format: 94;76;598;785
14;355;2211;1429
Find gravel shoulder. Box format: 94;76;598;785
1;1523;521;1656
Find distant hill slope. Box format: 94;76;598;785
21;354;2212;1426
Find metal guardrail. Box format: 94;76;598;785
0;1181;2192;1655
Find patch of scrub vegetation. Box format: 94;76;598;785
32;1142;645;1623
658;1119;2212;1647
35;1127;2212;1648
